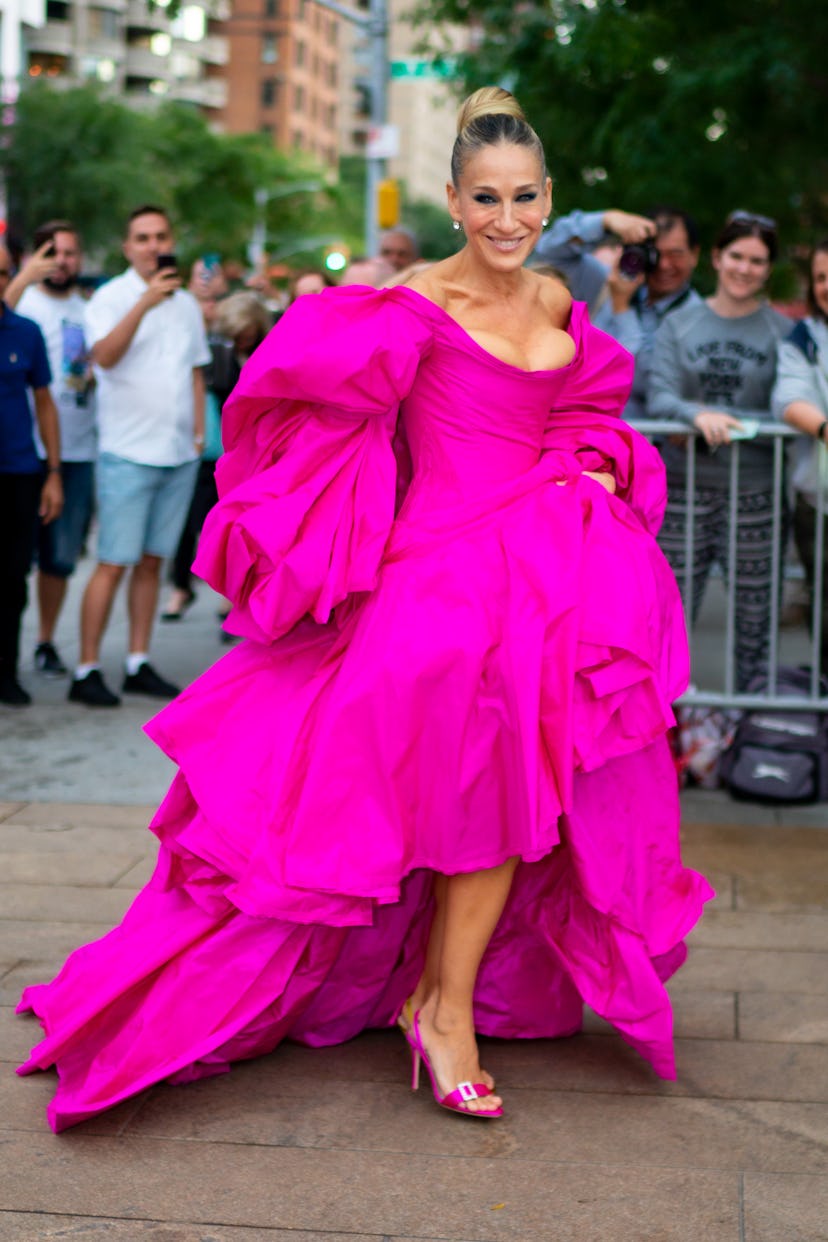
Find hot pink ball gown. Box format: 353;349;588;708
17;286;713;1131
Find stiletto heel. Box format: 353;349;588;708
411;1047;421;1090
406;1010;503;1119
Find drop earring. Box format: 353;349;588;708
451;220;461;231
542;217;549;227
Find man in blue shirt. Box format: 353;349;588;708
0;245;63;705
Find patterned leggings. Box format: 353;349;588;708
658;480;784;692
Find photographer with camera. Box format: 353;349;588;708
68;205;210;708
530;207;656;311
593;207;701;420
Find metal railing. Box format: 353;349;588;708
629;421;828;711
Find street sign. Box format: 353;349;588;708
389;58;457;79
365;124;400;159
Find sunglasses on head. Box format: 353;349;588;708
728;209;777;232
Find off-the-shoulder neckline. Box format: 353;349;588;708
390;283;580;378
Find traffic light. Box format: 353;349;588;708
377;179;400;229
324;245;349;273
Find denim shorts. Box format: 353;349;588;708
36;460;95;578
96;453;200;566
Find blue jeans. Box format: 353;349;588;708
36;460;94;578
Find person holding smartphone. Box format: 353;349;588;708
4;220;96;681
68;205;211;707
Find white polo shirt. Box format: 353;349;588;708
85;267;211;467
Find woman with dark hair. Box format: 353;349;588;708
772;240;828;667
18;87;711;1130
649;211;791;690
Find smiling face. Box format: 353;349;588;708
712;233;771;303
447;142;551;275
647;222;699;300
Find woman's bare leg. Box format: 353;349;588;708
416;857;518;1113
405;874;495;1089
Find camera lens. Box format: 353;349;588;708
619;240;659;280
618;246;646;278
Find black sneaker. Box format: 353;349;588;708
34;641;68;677
68;668;121;707
0;674;32;706
122;662;180;699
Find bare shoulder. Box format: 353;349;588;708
528;269;573;330
406;257;458;309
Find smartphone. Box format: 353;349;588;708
44;241;56;258
157;253;178;272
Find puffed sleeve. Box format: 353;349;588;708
193;287;432;643
543;302;669;534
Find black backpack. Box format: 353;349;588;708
719;667;828;803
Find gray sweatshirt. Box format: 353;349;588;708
771;316;828;507
648;300;791;486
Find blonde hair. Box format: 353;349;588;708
215;291;272;344
451;86;546;185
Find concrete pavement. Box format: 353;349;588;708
1;558;827;1240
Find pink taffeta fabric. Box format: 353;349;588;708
17;286;713;1132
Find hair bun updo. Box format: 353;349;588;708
456;86;526;134
451;86;546;185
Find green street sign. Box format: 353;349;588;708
389;58;457;79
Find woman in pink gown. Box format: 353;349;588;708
17;88;712;1130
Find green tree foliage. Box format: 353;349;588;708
1;83;148;254
0;83;344;272
415;0;828;255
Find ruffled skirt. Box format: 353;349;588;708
17;470;712;1132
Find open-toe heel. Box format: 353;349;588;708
406;1010;503;1119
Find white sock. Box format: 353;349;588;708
75;663;100;680
125;653;149;676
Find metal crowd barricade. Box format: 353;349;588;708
629;421;828;712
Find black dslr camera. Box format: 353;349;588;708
618;239;659;279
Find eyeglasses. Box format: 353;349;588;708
728;210;777;232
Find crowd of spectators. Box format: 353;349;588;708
1;204;826;709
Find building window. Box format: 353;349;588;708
262;33;278;64
295;40;305;67
261;78;278;107
46;0;70;20
294;83;305;111
293;129;304;149
87;8;120;39
264;0;278;15
28;52;69;78
328;62;338;88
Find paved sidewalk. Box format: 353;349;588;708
1;799;827;1242
1;561;827;1240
